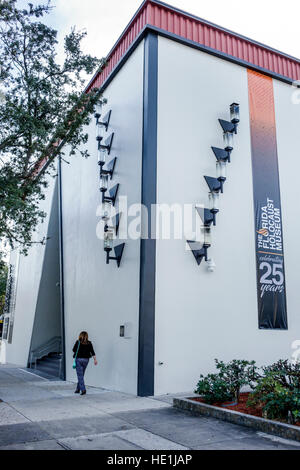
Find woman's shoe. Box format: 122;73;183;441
80;390;86;396
74;389;80;394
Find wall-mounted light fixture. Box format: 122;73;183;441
101;183;119;206
104;213;122;236
94;103;102;124
96;120;106;141
203;225;212;255
204;175;225;194
98;132;114;156
100;203;121;235
195;206;215;227
211;146;231;163
216;160;226;192
96;110;111;131
219;119;235;158
97;145;107;166
230;103;240;134
104;232;125;267
100;173;109;193
206;258;216;272
209;192;220;226
187;102;240;271
99;157;117;180
100;201;112;222
187;235;211;266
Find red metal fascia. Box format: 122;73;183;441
85;0;300;93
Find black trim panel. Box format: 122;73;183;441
58;158;66;380
137;32;158;397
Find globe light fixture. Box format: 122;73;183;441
104;213;122;236
203;225;212;252
100;201;112;222
230;102;240;134
209;192;219;226
104;230;114;252
97;147;107;167
96;121;105;140
216;160;227;193
104;234;125;268
219;119;235;157
206;258;216;272
94;102;102;124
100;174;109;193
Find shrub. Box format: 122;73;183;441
247;372;278;408
195;374;233;405
262;360;300;391
247;364;300;424
215;359;260;402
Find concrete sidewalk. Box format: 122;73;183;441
0;364;300;450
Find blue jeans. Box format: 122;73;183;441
75;358;89;391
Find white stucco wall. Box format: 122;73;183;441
62;41;144;394
154;37;300;395
4;176;57;367
274;79;300;338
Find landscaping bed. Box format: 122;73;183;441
174;358;300;442
191;392;300;427
173;396;300;442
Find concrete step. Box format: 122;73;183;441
48;353;62;359
36;362;60;375
29;352;62;378
37;357;61;367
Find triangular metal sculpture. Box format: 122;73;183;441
109;184;119;206
103;183;119;206
187;240;207;266
204;176;222;193
112;212;121;236
99;110;111;131
106;157;117;179
218;119;235;134
100;132;114;155
114;243;125;268
195;206;214;227
211;146;230;162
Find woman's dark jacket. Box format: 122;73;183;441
73;341;95;359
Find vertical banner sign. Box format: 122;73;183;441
248;70;287;330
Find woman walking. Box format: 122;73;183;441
73;331;98;395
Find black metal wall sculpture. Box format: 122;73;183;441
95;102;125;268
188;103;240;267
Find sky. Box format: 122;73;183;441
16;0;300;69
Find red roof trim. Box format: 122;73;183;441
85;0;300;93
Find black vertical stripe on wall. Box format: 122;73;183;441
58;157;66;379
138;32;158;397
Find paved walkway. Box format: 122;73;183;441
0;364;300;450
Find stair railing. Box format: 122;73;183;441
29;336;62;369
